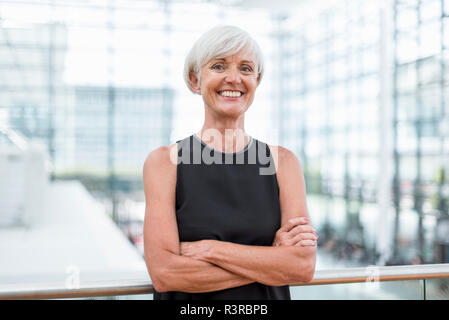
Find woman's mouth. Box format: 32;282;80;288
217;90;244;99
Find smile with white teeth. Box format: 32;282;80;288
219;90;242;98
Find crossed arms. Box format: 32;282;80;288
143;144;317;293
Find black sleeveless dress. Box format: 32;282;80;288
153;134;291;300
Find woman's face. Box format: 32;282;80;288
190;49;260;118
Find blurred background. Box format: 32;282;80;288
0;0;448;299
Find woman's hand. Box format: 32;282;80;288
180;217;317;262
273;217;318;247
180;240;214;261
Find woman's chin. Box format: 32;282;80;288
216;104;247;117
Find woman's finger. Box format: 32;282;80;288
294;239;317;247
180;242;189;255
277;217;310;234
286;225;316;239
291;232;318;243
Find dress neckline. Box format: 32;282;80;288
193;133;254;155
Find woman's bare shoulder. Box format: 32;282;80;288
142;143;178;181
266;144;299;174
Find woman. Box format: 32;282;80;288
143;25;317;300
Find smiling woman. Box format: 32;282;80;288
188;51;260;121
183;26;262;124
143;25;317;300
183;25;264;91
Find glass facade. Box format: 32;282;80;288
392;0;449;264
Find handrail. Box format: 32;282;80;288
1;263;449;300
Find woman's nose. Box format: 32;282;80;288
224;66;242;83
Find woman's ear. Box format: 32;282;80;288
189;72;201;95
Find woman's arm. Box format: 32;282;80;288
181;239;315;286
180;146;317;286
143;145;254;293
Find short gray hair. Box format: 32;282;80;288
183;25;264;94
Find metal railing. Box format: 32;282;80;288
1;263;449;299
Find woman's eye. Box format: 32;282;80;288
241;66;253;73
212;64;225;71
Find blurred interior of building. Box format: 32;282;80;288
0;0;448;299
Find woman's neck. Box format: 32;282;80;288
196;126;250;154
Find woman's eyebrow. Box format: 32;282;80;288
212;58;254;65
241;60;255;65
